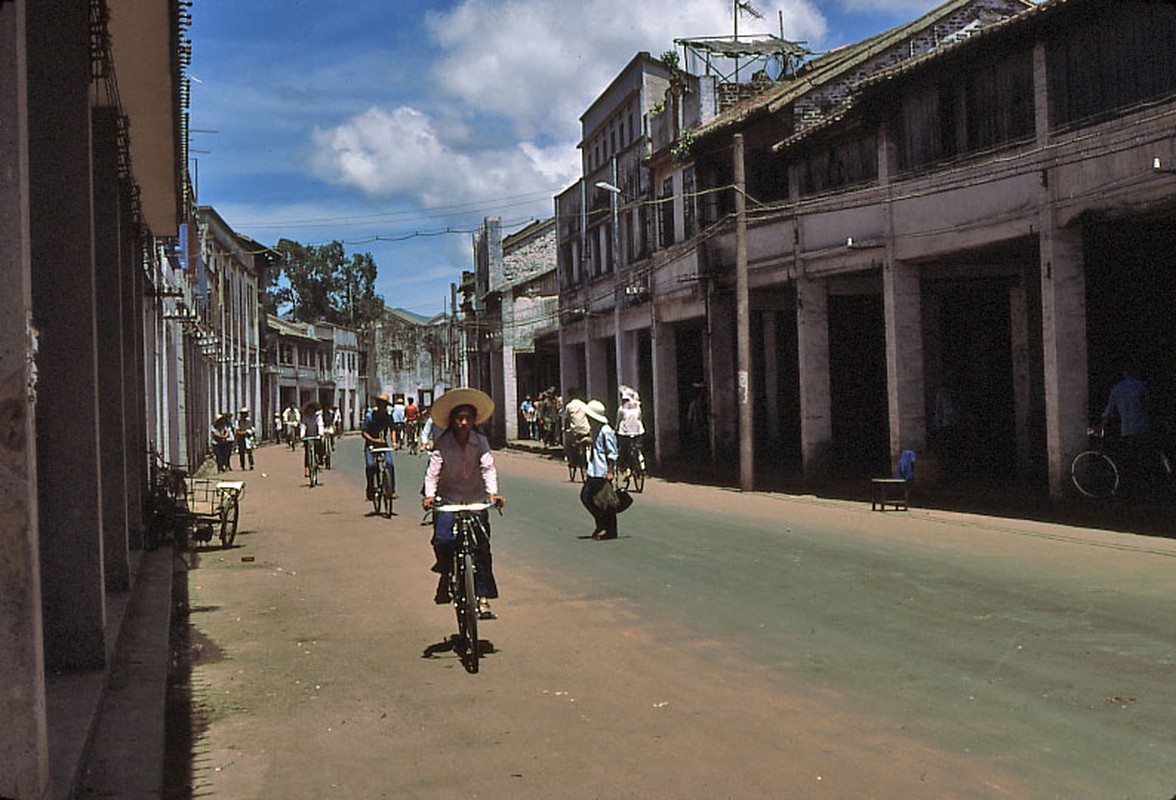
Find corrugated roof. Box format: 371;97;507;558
693;0;1034;142
266;314;319;341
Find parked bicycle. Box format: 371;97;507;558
435;500;500;673
369;446;395;517
1071;427;1174;500
145;451;188;550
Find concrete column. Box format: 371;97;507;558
0;1;51;795
1010;283;1033;478
708;292;737;460
502;291;519;441
27;1;107;669
488;340;505;448
1039;224;1088;497
93;106;130;590
883;259;926;462
123;211;146;549
762;311;780;445
796;276;832;476
652;318;678;463
558;326;585;398
1035;38;1088;497
586;332;608;402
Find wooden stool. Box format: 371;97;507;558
871;478;909;511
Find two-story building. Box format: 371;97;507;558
558;0;1176;499
467;216;560;444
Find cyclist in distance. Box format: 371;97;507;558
421;388;506;620
362;393;399;502
616;385;644;475
299;400;325;478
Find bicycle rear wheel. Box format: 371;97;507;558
1071;450;1118;499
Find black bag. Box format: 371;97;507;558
593;480;620;513
615;486;634;513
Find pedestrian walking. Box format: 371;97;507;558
579;399;619;540
211;411;234;472
235;407;256;470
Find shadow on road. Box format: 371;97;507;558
422;635;497;674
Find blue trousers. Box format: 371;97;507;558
432;509;497;599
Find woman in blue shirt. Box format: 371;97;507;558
579;399;618;540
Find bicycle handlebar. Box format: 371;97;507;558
434;500;503;514
368;446;394;453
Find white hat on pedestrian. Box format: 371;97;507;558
584;399;609;424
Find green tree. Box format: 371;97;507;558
273;239;383;326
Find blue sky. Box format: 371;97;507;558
188;0;958;317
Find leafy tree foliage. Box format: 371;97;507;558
271;239;384;326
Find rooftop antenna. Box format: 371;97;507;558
734;1;764;82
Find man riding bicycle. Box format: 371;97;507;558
422;388;506;620
362;393;399;502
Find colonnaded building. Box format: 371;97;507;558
556;0;1176;498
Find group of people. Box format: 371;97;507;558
519;388;562;446
210;408;256;472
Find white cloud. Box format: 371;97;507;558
308;1;827;211
308;105;579;213
424;0;828;141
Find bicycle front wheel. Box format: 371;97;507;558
1071;450;1118;499
219;496;240;548
381;469;394;518
458;552;479;671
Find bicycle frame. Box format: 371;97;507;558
435;501;494;672
368;446;395;516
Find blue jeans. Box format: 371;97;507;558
364;446;395;490
432;509;497;599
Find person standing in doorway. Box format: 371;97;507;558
1098;361;1152;497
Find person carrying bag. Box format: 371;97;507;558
580;399;624;540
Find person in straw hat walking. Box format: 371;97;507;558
580;399;619;540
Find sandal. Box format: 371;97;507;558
477;601;497;620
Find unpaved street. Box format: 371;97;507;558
176;438;1176;799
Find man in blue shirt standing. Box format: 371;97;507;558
1098;364;1151;497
